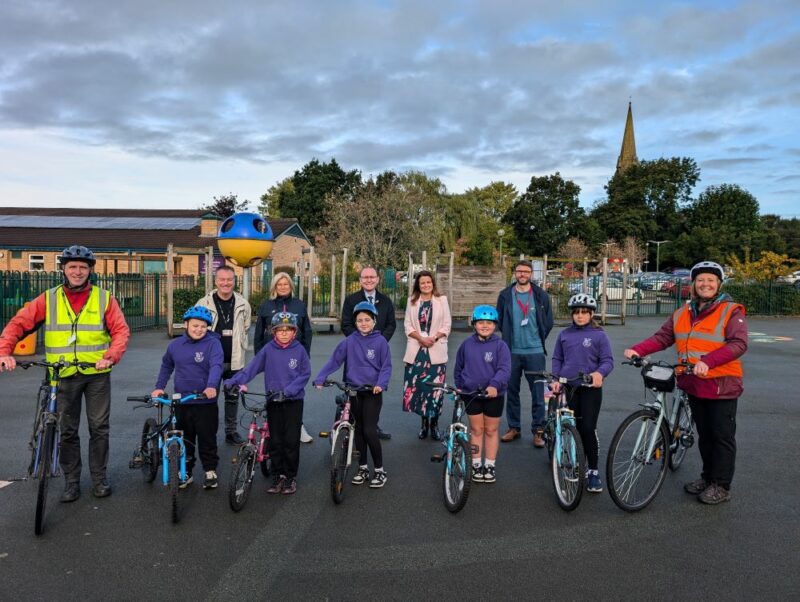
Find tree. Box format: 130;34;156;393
726;251;796;282
273;158;362;233
502;173;584;256
201;193;249;218
258;177;293;217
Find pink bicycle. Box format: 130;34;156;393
227;389;282;512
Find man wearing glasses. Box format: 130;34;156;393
496;260;553;447
341;266;396;438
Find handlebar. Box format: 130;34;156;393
526;370;593;386
423;382;487;398
224;388;287;412
623;355;694;375
17;359;99;370
126;392;207;408
320;380;375;394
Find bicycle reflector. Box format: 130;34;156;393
642;364;676;392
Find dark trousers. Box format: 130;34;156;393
506;352;546;432
567;386;603;470
352;391;383;468
58;372;111;484
689;396;737;489
220;368;240;435
267;399;303;479
175;403;219;473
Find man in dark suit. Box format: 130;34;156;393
341;266;396;438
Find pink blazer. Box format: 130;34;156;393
403;295;452;365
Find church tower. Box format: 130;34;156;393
615;101;638;173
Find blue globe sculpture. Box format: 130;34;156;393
217;212;274;267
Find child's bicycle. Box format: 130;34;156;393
227;388;283;512
318;380;374;505
529;371;593;512
428;384;486;513
11;358;96;535
128;391;206;523
606;356;695;512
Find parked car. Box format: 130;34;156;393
599;278;641;301
776;270;800;284
663;276;692;299
637;272;668;290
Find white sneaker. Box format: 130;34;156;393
369;471;388;488
300;424;313;444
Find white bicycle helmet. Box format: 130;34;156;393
690;261;724;281
568;293;597;311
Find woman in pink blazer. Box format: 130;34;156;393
402;270;452;440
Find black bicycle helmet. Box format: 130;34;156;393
59;245;96;267
690;261;724;281
568;293;597;311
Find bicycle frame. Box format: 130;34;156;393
31;375;61;480
550;392;580;478
444;395;470;474
329;395;356;469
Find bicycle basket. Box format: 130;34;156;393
641;363;676;392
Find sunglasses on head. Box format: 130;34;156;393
572;308;592;315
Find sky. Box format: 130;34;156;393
1;0;798;216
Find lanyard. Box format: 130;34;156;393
514;288;532;318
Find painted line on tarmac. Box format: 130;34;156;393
748;331;794;343
0;481;12;490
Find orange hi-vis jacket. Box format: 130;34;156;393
673;301;744;378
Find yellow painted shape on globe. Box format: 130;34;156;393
217;238;273;268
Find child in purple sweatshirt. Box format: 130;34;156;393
225;312;310;495
314;301;392;488
454;305;511;484
152;305;224;489
551;294;613;493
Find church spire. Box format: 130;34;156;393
616;101;638;174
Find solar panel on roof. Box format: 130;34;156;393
0;216;201;230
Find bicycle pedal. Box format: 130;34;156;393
469;445;480;455
566;476;580;483
318;431;329;438
430;454;444;463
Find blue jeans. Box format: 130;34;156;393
505;353;546;433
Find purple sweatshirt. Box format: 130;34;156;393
313;330;392;390
155;332;224;404
454;334;512;395
551;323;614;384
224;339;310;399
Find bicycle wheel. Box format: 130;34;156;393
330;428;350;505
544;396;558;461
167;441;181;523
669;397;693;471
229;446;255;512
141;418;159;483
552;423;585;512
606;410;670;512
443;436;472;513
34;422;57;536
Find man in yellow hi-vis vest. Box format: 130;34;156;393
0;245;130;503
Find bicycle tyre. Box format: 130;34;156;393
229;446;255;512
552;423;585;512
141;418;159;483
330;428;349;505
668;396;693;471
167;441;180;523
606;409;670;512
34;422;57;536
544;395;558;461
443;436;472;513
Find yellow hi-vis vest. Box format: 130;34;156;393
44;285;112;377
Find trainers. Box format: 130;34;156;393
698;483;731;505
60;482;81;503
179;475;194;489
352;466;370;485
92;479;112;498
483;465;496;483
282;478;297;494
267;475;286;494
533;430;545;448
300;424;313;444
369;471;388;488
587;472;603;493
203;470;218;489
472;465;485;483
684;478;708;495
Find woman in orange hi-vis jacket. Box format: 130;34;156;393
624;261;747;506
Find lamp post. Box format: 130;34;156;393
648;240;670;273
497;228;505;266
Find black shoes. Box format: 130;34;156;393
60;482;81;503
377;426;392;440
418;417;429;440
226;432;245;445
430;419;442;441
92;479;112;498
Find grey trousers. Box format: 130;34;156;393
221;367;240;435
58;372;111;484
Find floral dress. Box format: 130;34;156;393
402;300;446;418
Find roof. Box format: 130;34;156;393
615;101;639;174
0;207;308;253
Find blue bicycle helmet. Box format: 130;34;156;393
353;301;378;319
271;311;298;330
59;245;96;267
183;305;214;325
471;304;499;324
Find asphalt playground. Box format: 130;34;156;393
1;316;799;600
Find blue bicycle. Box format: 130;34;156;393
128;392;205;523
429;384;485;513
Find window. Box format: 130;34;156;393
29;254;45;271
11;250;22;259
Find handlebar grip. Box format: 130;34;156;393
127;395;150;402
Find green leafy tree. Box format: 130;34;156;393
258;177;293;217
502;173;584;256
201;193;249;218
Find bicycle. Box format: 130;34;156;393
12;358;96;535
529;371;593;512
606;356;695;512
227;389;284;512
318;381;374;505
127;391;206;523
428;384;485;513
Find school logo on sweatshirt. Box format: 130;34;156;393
289;358;298;369
366;349;376;360
583;338;593;348
484;351;493;363
194;352;205;363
